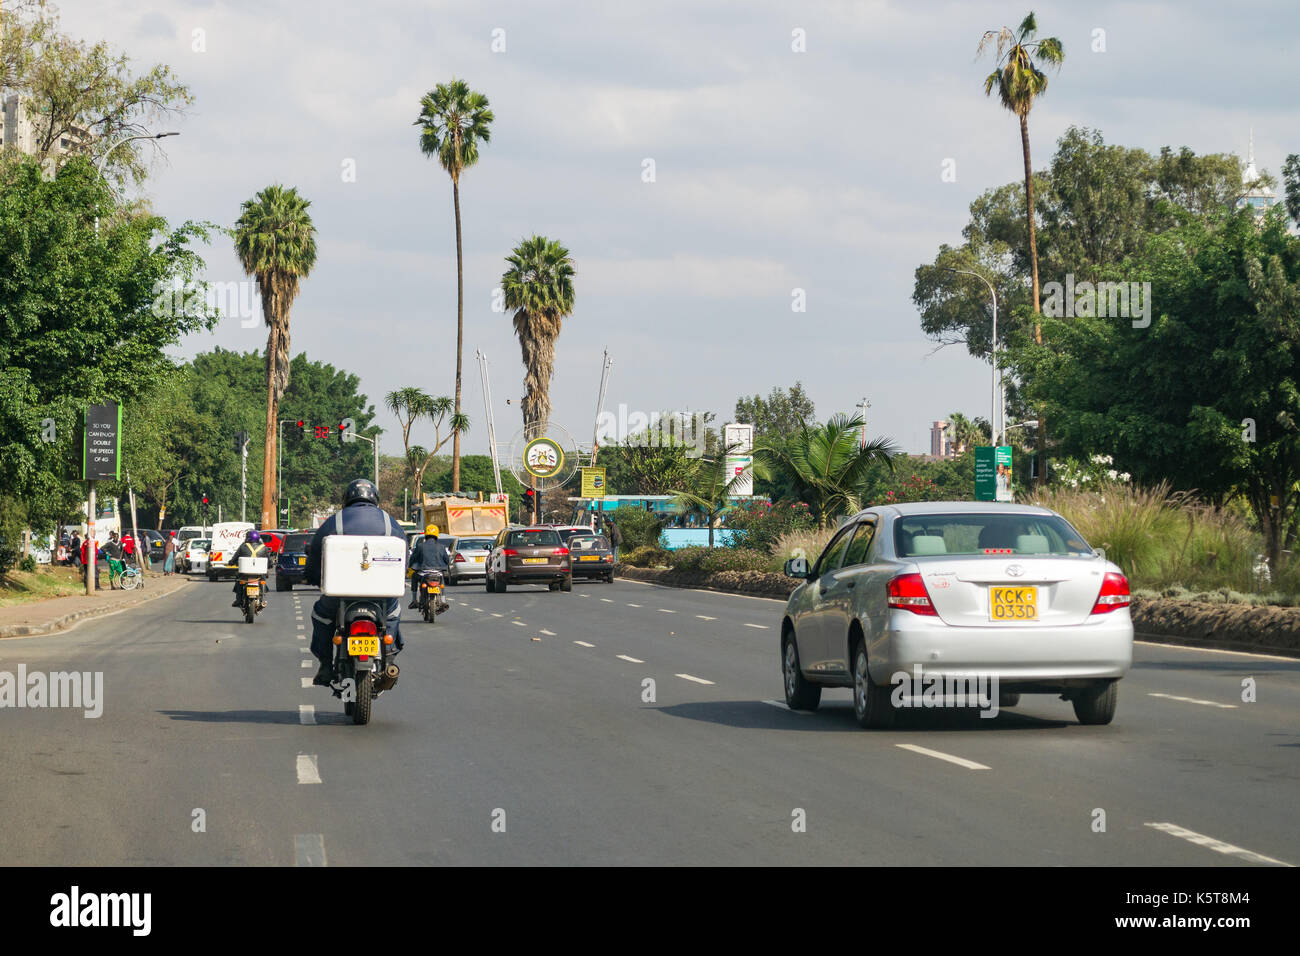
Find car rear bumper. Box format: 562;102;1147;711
504;565;571;581
448;564;486;580
872;610;1134;685
571;561;614;577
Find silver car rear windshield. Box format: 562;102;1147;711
894;513;1093;558
459;538;493;550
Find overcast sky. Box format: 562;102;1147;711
57;0;1299;456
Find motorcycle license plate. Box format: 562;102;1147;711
347;636;380;656
426;584;441;593
989;586;1038;621
523;557;547;564
245;585;260;595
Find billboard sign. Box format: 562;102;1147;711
83;402;121;481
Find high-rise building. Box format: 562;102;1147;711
929;420;953;460
0;94;88;157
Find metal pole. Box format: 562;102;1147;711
277;419;283;525
373;434;379;491
127;473;143;576
942;269;999;445
85;482;96;595
592;349;612;464
478;350;503;495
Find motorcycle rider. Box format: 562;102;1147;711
408;523;451;609
231;530;270;607
304;478;407;686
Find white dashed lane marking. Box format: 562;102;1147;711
491;613;503;618
298;705;315;725
294;834;327;866
574;641;595;648
742;623;768;630
658;609;676;614
626;603;642;607
600;598;614;603
300;677;313;688
1144;822;1293;867
512;621;527;627
895;744;990;771
696;615;716;621
300;660;312;668
1148;693;1237;709
539;629;556;636
617;654;644;663
296;754;322;784
676;673;714;685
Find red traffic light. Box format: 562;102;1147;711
202;496;209;505
524;488;535;499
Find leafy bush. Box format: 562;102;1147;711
668;546;771;574
0;496;28;573
18;555;38;573
608;506;664;550
771;526;837;567
620;545;671;568
724;501;815;553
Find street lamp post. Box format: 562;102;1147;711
93;131;179;233
942;268;1001;446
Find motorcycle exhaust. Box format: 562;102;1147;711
375;662;400;692
385;664;399;679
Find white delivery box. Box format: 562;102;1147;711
237;556;269;576
321;535;407;597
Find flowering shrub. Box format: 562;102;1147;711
724;501;815;553
874;473;944;505
1052;455;1131;490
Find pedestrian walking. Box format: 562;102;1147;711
69;532;82;568
163;532;176;575
81;537;102;589
104;533;125;588
606;517;623;564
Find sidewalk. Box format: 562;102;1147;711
0;572;192;639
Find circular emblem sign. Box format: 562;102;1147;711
523;436;565;479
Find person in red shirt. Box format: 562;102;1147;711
81;537;103;589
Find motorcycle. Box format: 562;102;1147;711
329;599;399;726
416;569;448;622
237;575;267;624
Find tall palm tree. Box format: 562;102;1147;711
978;12;1063;326
501;235;576;436
415;79;493;495
234;184;317;528
753;415;897;529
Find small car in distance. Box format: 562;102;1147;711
446;535;493;585
486;526;572;592
183;538;210;575
567;533;614;583
780;502;1134;729
275;531;313;590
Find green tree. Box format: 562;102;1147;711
669;445;747;549
384;389;466;510
753;415;897;528
734;383;816;438
233;184;318;529
416;79;493;494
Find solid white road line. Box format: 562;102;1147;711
298;705;315;725
540;629;557;636
617;654;644;663
676;673;715;685
696;615;716;620
294;834;327;867
743;623;768;630
300;677;313;688
1144;822;1293;867
895;744;990;771
296;754;322;784
574;640;595;648
1148;692;1238;709
1135;638;1300;662
762;698;814;715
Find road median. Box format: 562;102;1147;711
0;572;193;639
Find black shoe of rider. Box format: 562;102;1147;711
312;661;332;686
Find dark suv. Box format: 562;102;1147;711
486;527;572;592
275;531;313;591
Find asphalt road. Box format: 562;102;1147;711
2;571;1297;866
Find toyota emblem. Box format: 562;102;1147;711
1005;564;1024;577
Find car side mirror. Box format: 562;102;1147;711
784;557;810;579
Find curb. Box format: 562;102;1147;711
0;577;192;640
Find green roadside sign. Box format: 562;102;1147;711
975;446;1014;502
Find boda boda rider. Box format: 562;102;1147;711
231;530;270;607
408;523;450;609
304;479;407;686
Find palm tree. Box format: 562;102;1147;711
978;12;1063;326
385;388;468;516
234;184;317;528
415;79;493;495
669;444;747;549
753;415;897;529
501;235;576;436
945;412;977;455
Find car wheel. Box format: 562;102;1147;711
497;574;507;593
485;573;495;593
1072;680;1118;725
207;571;216;583
852;643;894;729
782;631;821;711
560;576;572;593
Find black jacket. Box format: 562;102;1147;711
409;536;450;573
305;502;407;587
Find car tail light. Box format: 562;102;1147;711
1091;572;1130;614
349;619;377;636
554;547;569;556
503;548;517;557
454;552;466;562
887;573;937;616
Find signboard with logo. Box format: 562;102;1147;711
522;436;564;479
976;446;1014;501
581;466;606;498
82;402;121;481
724;455;754;496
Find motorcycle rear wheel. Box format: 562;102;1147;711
352;672;373;725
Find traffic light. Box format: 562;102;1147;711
523;487;536;520
337;422;347;445
202;494;209;506
296;420;306;440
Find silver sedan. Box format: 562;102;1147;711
780;502;1133;728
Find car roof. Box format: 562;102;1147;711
855;501;1058;520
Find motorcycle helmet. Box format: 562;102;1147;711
247;530;261;542
344;478;379;506
425;524;439;537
